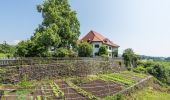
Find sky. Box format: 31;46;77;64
0;0;170;57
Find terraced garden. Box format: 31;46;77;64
1;71;150;100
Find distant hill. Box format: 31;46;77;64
140;55;167;61
165;57;170;61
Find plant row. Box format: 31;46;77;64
65;79;99;100
50;81;64;99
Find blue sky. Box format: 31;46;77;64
0;0;170;57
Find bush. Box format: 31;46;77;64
99;46;108;56
133;66;146;73
101;54;109;58
78;42;93;57
53;48;69;57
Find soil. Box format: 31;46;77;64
56;80;88;100
80;80;123;98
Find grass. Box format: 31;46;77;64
126;87;170;100
16;90;30;100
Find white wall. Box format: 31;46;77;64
91;42;118;58
91;42;102;57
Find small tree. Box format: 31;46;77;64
98;46;108;56
122;48;139;70
78;42;93;57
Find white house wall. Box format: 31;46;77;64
91;42;118;58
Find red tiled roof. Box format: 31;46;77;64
81;30;119;47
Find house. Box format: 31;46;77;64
80;30;120;58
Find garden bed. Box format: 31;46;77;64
80;80;123;98
57;80;88;100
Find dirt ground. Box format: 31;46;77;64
80;80;123;98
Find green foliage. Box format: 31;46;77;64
66;79;99;100
126;87;170;100
36;96;41;100
122;48;139;70
15;40;47;57
133;66;146;73
100;54;109;58
0;41;16;57
18;80;33;89
16;0;80;57
78;42;93;57
137;61;170;85
53;48;69;57
114;94;124;100
98;46;108;56
36;0;80;48
16;90;30;100
99;74;135;86
50;82;64;99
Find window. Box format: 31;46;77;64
109;46;112;50
109;54;112;57
94;44;99;48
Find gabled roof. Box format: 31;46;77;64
81;30;120;47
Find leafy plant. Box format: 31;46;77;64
65;79;99;100
36;96;41;100
50;82;64;99
18;80;33;89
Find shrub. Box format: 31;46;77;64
133;66;146;73
53;48;69;57
101;54;109;58
99;46;108;56
114;94;124;100
78;42;93;57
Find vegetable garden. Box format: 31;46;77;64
1;71;150;100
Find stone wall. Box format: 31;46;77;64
1;59;126;84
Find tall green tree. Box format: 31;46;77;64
122;48;139;70
35;0;80;48
16;0;80;57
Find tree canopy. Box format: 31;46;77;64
35;0;80;48
122;48;139;70
16;0;80;57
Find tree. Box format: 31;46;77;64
78;42;93;57
0;41;16;57
15;40;47;57
122;48;139;70
15;41;29;57
15;0;80;57
35;0;80;49
98;46;108;56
